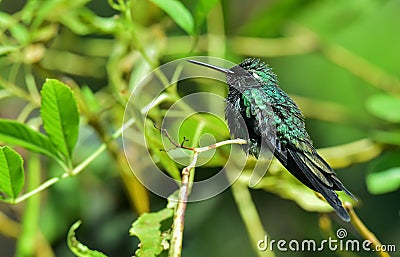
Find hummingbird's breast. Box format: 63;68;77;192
225;85;312;155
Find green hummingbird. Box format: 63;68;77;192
188;58;356;222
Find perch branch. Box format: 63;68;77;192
159;127;247;257
344;202;391;257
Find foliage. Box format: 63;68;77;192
130;207;173;257
0;146;24;201
67;221;108;257
41;79;80;163
0;79;78;204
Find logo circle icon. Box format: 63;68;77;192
336;228;348;239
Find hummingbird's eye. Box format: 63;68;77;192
252;72;260;79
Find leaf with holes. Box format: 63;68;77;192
0;146;24;201
130;208;174;257
41;79;79;161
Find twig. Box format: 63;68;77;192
169;152;198;257
344;202;391;257
155;123;196;151
161;126;247;257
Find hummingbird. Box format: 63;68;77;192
188;58;356;222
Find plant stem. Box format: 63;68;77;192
230;180;275;257
13;118;135;204
169;152;198;257
15;154;41;257
167;137;247;257
13;173;69;204
344;202;391;257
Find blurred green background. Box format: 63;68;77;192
0;0;399;257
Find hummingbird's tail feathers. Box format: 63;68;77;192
299;150;335;187
302;150;358;201
331;176;358;201
287;148;351;222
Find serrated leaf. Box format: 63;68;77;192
67;221;108;257
366;94;400;123
150;0;194;35
130;208;174;257
366;167;400;194
41;79;79;161
0;146;24;201
0;119;59;159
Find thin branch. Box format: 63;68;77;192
344;202;391;257
195;138;247;153
169;152;198;257
162;128;247;257
13;174;69;204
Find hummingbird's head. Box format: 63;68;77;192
188;58;278;90
235;58;278;87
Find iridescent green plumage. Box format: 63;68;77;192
189;58;356;222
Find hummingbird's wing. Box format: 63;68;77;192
225;91;274;187
289;146;355;196
236;86;355;221
285;147;353;222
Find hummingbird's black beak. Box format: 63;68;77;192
188;60;234;74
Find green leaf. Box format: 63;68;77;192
9;22;30;45
67;221;108;257
254;171;356;213
366;151;400;194
366;167;400;194
0;146;24;201
372;130;400;146
41;79;79;161
150;0;194;35
0;12;14;27
0;119;59;159
130;208;174;257
81;86;100;114
194;0;220;29
366;94;400;123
